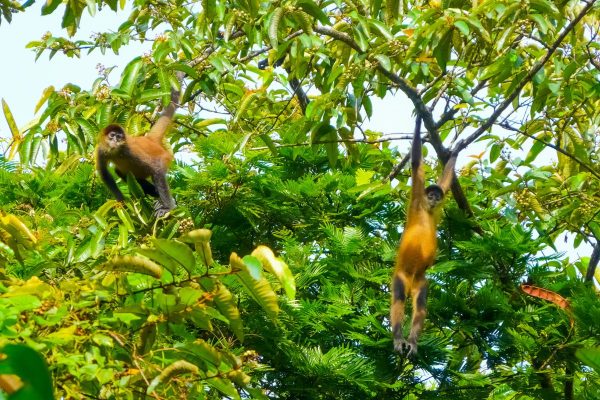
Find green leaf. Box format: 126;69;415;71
223;83;244;97
103;255;163;279
369;19;393;40
113;312;142;324
453;20;470;36
576;348;600;371
489;142;503;163
231;253;279;320
192;339;222;366
138;88;170;103
242;255;263;280
2;99;20;143
297;0;329;25
195;118;227;128
251;245;296;299
41;0;62;15
374;54;391;71
152;239;196;275
311;123;338;167
207;377;240;399
136;248;180;275
126;173;145;198
120;57;143;96
524;135;546;163
530;14;549;35
34;86;55;114
0;344;55;400
433;29;452;71
269;7;283;48
210;282;244;341
157;68;171;107
116;208;135;232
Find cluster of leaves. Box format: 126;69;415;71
1;0;600;399
0;207;295;398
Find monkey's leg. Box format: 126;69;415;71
116;170;158;197
406;278;428;356
391;273;408;352
137;179;158;197
152;171;176;217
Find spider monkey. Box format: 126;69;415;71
96;74;182;217
391;115;457;356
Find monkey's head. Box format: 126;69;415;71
102;124;126;150
425;184;444;209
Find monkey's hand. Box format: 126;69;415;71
394;338;418;356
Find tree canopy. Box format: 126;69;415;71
1;0;600;399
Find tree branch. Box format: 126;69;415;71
313;25;473;215
453;0;598;153
388;153;410;181
499;122;600;181
312;26;441;146
585;242;600;283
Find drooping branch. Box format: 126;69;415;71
453;0;598;154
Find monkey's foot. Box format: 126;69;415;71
153;201;175;218
394;338;418;356
153;203;171;218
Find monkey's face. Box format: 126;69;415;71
105;128;125;149
425;185;444;209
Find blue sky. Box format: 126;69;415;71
0;4;146;139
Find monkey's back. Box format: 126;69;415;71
395;208;438;279
112;136;173;179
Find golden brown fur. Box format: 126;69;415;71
391;116;457;355
96;79;180;217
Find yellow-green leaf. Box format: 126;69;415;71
103;255;163;279
231;253;279;319
212;283;244;341
34;86;55;114
152;238;196;275
251;245;296;299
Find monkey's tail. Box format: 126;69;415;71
147;74;183;142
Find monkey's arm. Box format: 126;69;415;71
152;170;176;216
97;153;125;202
410;116;425;204
437;151;458;194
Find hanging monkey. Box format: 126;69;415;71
96;73;182;217
391;115;458;355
